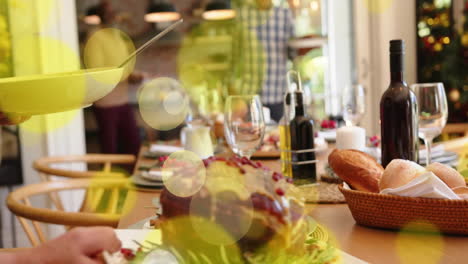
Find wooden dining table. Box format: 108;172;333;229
118;136;468;264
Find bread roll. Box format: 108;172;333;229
427;162;465;189
328;149;384;193
379;159;425;190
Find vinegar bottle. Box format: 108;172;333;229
289;74;316;184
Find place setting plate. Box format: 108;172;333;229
142;144;184;159
130;170;164;189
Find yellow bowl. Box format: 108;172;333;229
0;67;123;115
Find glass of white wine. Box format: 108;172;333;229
411;83;448;165
342;84;365;126
224;95;265;159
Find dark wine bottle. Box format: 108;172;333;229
380;39;419;168
290;89;317;184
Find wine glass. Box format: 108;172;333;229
342;84;365;126
224;95;265;159
411;83;448;165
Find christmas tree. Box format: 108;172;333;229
417;0;468;123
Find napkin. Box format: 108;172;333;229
149;144;183;154
380;172;461;200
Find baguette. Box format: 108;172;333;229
328;149;383;193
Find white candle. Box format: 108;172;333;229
182;126;214;159
336;126;366;151
262;107;271;124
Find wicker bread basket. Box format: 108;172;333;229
338;185;468;235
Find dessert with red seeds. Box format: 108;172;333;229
159;157;307;261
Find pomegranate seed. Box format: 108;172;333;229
272;172;283;180
286;178;293;184
120;248;135;258
240;156;249;165
275;188;285;196
272;173;282;182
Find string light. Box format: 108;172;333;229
442;37;450;44
310;1;319;11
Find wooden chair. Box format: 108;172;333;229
441;123;468;140
6;178;131;247
33;154;136;179
33;154;135;213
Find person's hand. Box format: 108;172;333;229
0;112;31;125
4;227;121;264
35;227;121;264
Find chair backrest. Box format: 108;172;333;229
33;154;136;179
6;178;131;247
33;154;136;217
441;123;468;140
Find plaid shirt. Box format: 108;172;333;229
232;6;294;104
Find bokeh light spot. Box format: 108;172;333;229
138;77;189;131
9;33;90;132
159;216;244;262
10;35;86;122
163;91;186;115
396;221;444;264
139;230;178;264
20;110;80;135
162;150;206;197
10;0;56;29
83;28;135;82
189;178;253;246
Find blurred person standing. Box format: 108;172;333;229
85;1;141;157
232;0;295;122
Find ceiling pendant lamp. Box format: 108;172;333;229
145;0;181;23
84;5;102;25
202;0;236;21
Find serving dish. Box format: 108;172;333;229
0;67;123;115
339;185;468;235
130;174;164;189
